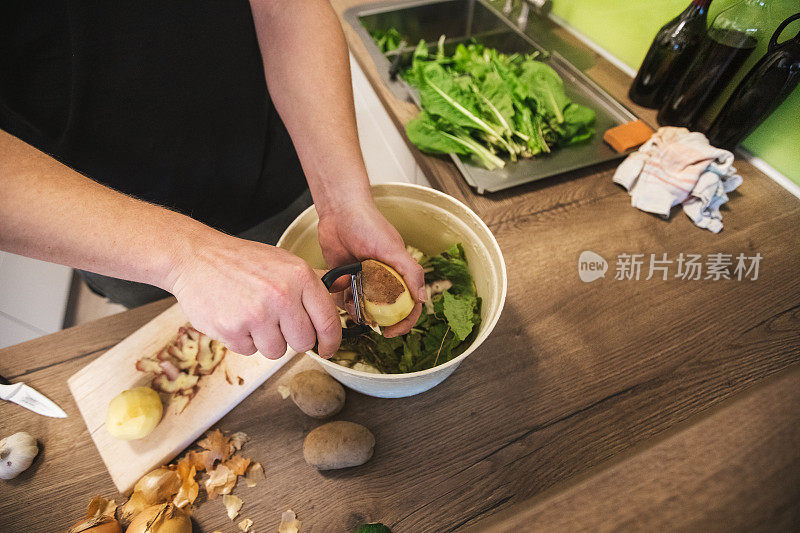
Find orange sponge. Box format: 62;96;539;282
603;120;654;153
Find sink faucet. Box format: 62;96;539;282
503;0;551;30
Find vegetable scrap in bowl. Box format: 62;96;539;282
371;29;597;169
332;244;481;373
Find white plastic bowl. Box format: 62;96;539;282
277;183;507;398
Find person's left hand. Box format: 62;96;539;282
317;200;426;337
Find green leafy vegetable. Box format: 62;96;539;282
370;28;404;54
405;113;506;170
442;291;477;341
370;33;596;168
335;243;481;373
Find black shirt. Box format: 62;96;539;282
0;1;308;234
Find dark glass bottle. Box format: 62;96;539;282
657;0;766;129
628;0;712;109
707;13;800;150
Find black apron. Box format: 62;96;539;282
0;0;308;234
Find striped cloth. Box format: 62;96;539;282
613;127;742;233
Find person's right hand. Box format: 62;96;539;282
164;232;342;359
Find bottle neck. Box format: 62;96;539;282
690;0;712;12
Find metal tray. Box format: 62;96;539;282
344;0;638;194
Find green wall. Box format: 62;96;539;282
550;0;800;185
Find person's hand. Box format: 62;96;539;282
317;200;426;337
165;232;342;358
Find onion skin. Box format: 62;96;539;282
126;503;191;533
68;516;122;533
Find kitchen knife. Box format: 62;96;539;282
0;374;67;418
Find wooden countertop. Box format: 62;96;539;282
2;2;799;531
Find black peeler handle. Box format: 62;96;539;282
321;263;371;338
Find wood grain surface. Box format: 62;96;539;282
1;2;799;531
466;366;800;532
68;303;297;494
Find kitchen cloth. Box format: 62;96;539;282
612;126;742;233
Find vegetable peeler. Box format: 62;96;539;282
321;263;371;338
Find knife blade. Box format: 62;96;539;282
0;379;67;418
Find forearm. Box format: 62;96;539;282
249;0;372;217
0;129;218;290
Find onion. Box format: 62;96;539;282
133;467;182;505
119;491;149;526
126;503;191;533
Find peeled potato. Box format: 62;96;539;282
361;260;414;327
105;387;163;440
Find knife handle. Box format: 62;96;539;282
321;263;371;338
0;374;10;386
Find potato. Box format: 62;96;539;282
105;387;163;440
303;421;375;470
290;370;345;419
361;260;415;327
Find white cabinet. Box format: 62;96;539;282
0;252;72;348
351;54;429;187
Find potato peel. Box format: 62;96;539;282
135;324;228;408
238;518;254;532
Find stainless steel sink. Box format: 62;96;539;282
344;0;638;194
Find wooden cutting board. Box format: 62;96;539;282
68;302;296;494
